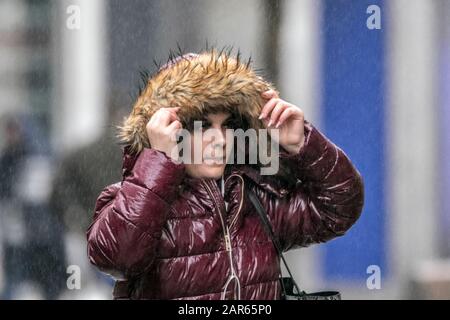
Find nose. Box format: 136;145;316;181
209;127;226;148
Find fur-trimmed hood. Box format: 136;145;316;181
118;48;278;154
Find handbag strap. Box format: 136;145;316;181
248;189;304;297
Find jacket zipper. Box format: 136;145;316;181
202;177;244;300
225;174;245;230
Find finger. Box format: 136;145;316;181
158;107;179;115
276;107;304;128
165;107;182;121
166;120;183;140
157;108;178;126
148;110;162;127
166;109;181;122
261;89;279;99
275;108;295;128
166;119;182;131
259;97;280;120
166;107;181;116
149;110;164;127
268;102;289;127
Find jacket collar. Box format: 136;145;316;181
227;165;289;198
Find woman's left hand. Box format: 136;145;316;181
259;90;305;155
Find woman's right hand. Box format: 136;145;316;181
146;107;182;161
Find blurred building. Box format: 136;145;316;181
0;0;62;299
0;0;52;143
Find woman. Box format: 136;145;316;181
87;49;364;300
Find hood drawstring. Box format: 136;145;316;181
221;174;229;212
220;174;241;300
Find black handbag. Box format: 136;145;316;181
248;190;341;300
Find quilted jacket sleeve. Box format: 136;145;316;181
86;148;185;279
269;120;364;251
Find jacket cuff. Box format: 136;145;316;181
129;148;185;202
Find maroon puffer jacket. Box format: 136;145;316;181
86;120;364;300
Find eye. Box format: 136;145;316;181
191;119;209;131
202;122;212;130
223;120;238;129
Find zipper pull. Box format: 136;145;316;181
224;233;232;251
221;174;229;212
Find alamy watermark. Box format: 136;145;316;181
66;265;81;290
366;5;381;30
366;265;381;290
66;5;81;30
168;121;281;176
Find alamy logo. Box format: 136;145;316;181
170;121;280;175
66;265;81;290
66;5;81;30
366;5;381;30
366;265;381;290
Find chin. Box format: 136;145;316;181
186;164;226;179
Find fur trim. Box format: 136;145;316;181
118;48;278;154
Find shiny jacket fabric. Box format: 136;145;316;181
86;121;364;300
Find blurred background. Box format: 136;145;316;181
0;0;449;299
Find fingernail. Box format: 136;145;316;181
268;120;272;127
258;114;264;119
275;122;281;128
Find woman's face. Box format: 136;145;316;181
185;112;234;179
